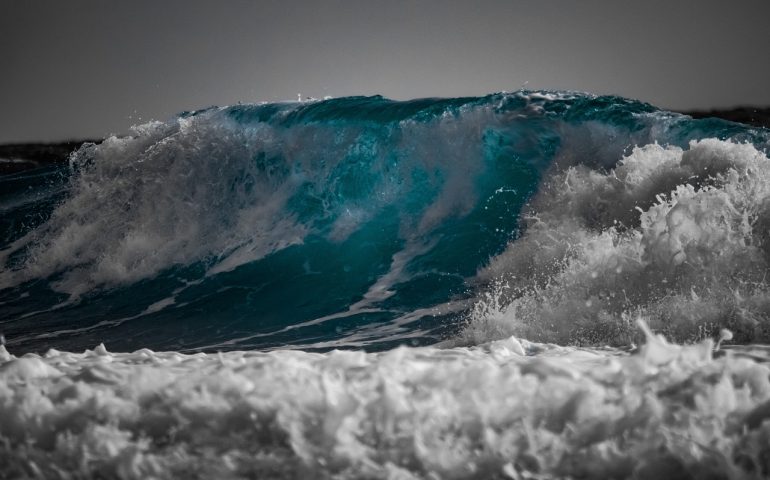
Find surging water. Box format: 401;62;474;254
1;92;768;353
2;91;770;478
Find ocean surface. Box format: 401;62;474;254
2;91;770;478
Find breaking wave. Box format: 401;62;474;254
0;91;768;353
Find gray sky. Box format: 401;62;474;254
1;0;769;142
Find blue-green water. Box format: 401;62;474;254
1;92;768;354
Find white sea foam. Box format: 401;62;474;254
463;139;770;345
1;325;769;479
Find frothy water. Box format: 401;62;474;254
462;138;770;347
1;91;770;478
2;325;770;478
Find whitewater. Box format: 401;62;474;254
2;91;770;478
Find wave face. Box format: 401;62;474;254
1;92;769;353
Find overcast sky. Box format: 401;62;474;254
2;0;769;142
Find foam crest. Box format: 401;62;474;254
466;139;770;345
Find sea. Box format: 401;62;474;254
1;91;770;479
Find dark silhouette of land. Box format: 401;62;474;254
684;106;770;129
0;141;98;175
1;107;768;175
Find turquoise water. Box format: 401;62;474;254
0;91;768;354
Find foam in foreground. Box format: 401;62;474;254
1;324;770;479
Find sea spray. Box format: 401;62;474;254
463;139;770;346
